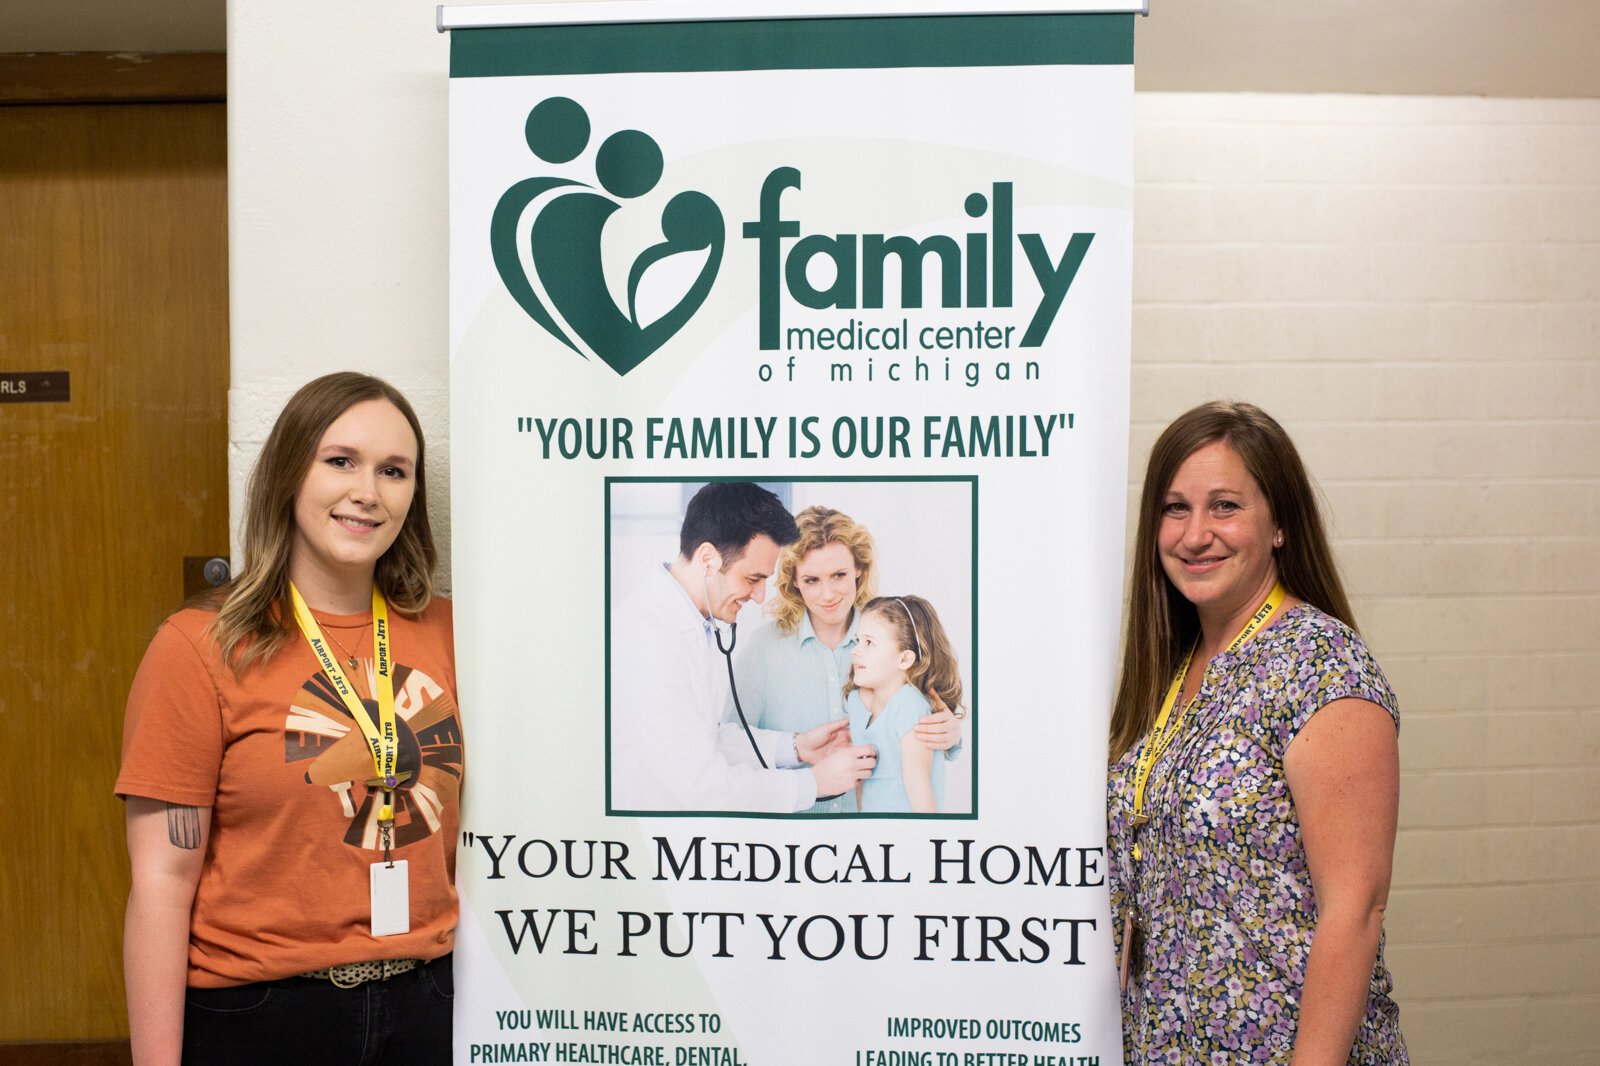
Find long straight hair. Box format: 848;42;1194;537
209;373;437;675
1109;401;1354;760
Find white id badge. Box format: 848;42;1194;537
370;860;410;936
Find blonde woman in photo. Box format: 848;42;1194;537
731;505;960;814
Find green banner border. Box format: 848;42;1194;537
451;13;1132;78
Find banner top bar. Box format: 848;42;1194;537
437;1;1147;32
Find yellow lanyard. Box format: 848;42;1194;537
289;584;408;829
1128;583;1287;861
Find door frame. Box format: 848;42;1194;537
1;48;226;1063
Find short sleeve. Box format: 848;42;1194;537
1265;617;1400;756
115;619;227;807
887;688;932;741
431;597;457;687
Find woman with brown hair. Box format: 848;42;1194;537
732;505;959;813
118;373;461;1065
1108;401;1406;1063
844;595;965;813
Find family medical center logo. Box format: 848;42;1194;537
489;97;1098;380
490;97;725;376
745;169;1096;356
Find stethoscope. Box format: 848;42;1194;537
705;568;851;800
704;568;768;769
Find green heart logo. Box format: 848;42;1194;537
490;98;725;376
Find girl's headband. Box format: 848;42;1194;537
894;597;922;660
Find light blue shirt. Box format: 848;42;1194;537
729;612;859;814
847;685;944;814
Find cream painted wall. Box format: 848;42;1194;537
1132;93;1600;1064
230;5;1599;1062
226;0;613;584
227;0;462;580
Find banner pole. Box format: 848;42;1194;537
439;1;1148;33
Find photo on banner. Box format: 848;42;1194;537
605;476;977;818
447;5;1136;1064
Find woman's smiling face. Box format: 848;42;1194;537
793;541;860;631
1158;439;1281;630
290;398;418;586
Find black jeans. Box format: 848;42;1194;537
182;954;453;1066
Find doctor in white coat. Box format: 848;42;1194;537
611;483;876;813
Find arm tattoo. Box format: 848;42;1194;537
165;804;203;849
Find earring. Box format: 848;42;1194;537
1273;532;1284;548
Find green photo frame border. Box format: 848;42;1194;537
604;473;980;820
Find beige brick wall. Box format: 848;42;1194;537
1132;93;1600;1065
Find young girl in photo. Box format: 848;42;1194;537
845;595;964;813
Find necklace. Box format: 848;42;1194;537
1128;582;1288;861
322;620;371;669
1119;585;1289;994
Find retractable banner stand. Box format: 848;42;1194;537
446;4;1137;1064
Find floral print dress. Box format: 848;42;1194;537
1107;605;1408;1064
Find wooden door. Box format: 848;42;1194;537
0;99;229;1043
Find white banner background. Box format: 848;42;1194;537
450;13;1131;1065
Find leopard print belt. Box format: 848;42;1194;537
300;958;420;988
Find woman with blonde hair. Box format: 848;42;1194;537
732;505;959;813
1108;400;1406;1063
118;372;461;1065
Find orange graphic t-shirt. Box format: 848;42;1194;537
117;599;463;988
